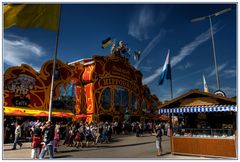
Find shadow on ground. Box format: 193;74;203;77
54;155;72;158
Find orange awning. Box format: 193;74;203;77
34;112;49;117
54;112;74;118
75;114;87;118
5;110;29;116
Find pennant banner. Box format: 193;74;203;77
159;105;237;114
101;37;113;49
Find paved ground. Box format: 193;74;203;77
3;133;211;159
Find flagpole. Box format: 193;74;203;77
48;5;62;122
170;75;173;99
168;51;174;154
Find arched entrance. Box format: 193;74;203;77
99;114;113;122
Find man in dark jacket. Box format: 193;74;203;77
39;121;55;159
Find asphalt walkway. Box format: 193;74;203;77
3;134;212;159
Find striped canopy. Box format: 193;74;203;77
159;105;237;114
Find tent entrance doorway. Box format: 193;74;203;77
99;115;113;122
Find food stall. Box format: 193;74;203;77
159;90;237;158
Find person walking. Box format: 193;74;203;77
12;121;22;150
39;121;55;159
10;120;16;142
54;124;60;152
31;124;42;159
22;119;30;139
74;126;83;148
68;126;74;147
95;123;102;144
135;122;140;137
63;125;70;146
160;122;165;136
155;124;162;156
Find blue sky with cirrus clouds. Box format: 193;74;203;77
3;4;237;101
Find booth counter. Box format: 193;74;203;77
172;136;236;158
172;128;236;158
159;98;237;158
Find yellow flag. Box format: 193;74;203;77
4;4;60;32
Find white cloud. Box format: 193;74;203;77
139;66;153;72
208;63;227;77
177;62;192;70
176;87;186;95
142;66;163;84
142;25;220;85
223;69;236;78
128;7;155;41
128;6;168;41
220;87;236;97
134;30;166;69
4;35;45;71
171;26;219;67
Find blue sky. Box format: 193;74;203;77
3;3;237;101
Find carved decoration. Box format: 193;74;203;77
4;60;83;112
180;97;219;106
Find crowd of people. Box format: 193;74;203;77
4;118;170;159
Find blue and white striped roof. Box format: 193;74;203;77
159;105;237;114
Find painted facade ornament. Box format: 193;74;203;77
7;74;36;106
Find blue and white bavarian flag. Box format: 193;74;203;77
158;50;171;85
